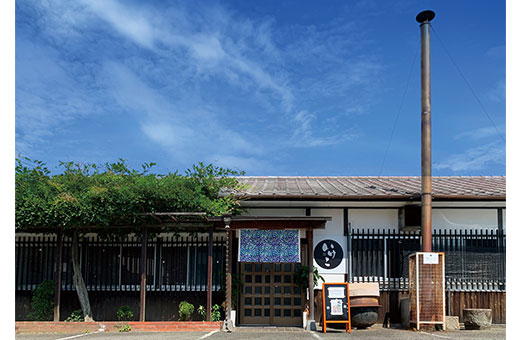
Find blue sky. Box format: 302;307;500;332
15;0;506;176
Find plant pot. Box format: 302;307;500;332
231;310;236;327
350;307;379;329
348;283;381;329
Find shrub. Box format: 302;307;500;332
197;305;207;320
65;309;84;322
211;304;221;321
116;305;134;321
119;324;131;332
28;280;54;321
178;301;194;321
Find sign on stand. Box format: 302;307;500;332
322;283;351;333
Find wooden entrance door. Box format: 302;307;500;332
240;262;304;326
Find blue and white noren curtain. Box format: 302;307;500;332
238;229;300;263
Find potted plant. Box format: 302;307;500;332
218;272;242;326
293;265;324;326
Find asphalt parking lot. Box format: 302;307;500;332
15;325;506;340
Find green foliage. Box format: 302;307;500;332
119;324;131;332
293;266;325;290
210;304;221;321
197;305;207;320
178;301;194;321
15;159;245;232
27;280;55;321
65;309;84;322
116;305;134;321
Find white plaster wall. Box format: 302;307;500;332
348;209;399;231
310;209;347;284
243;208;308;239
432;209;498;230
311;209;344;238
243;208;307;216
502;209;506;232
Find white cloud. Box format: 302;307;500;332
434;142;505;172
102;61;263;167
455;126;505;140
488;80;505;103
80;0;156;49
288;110;357;147
16;0;386;172
15;39;101;151
77;0;368;148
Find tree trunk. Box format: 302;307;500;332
71;231;94;322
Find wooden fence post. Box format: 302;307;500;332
53;230;63;322
140;228;147;322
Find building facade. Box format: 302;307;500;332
15;176;506;325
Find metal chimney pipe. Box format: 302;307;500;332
416;10;435;252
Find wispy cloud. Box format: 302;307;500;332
487;80;505;103
486;45;505;58
16;0;385;171
434;142;505;172
15;38;104;152
288;110;358;147
102;61;263;162
80;0;379;148
455;125;505;140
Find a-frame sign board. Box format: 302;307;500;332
322;283;351;333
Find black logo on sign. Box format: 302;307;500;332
314;240;343;270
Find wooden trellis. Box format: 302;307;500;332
409;252;445;330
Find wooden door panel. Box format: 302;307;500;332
239;258;305;326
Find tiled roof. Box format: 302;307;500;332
235;176;505;200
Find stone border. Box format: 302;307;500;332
15;321;222;334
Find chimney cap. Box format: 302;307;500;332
416;10;435;23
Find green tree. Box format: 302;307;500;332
16;158;245;321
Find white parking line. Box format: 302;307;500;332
419;331;452;339
197;330;219;340
54;333;97;340
310;331;323;340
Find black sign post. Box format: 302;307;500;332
322;283;351;333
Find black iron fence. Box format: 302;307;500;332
15;234;226;292
16;228;506;293
348;228;506;292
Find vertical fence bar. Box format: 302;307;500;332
15;237;20;290
383;229;388;289
28;237;33;290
